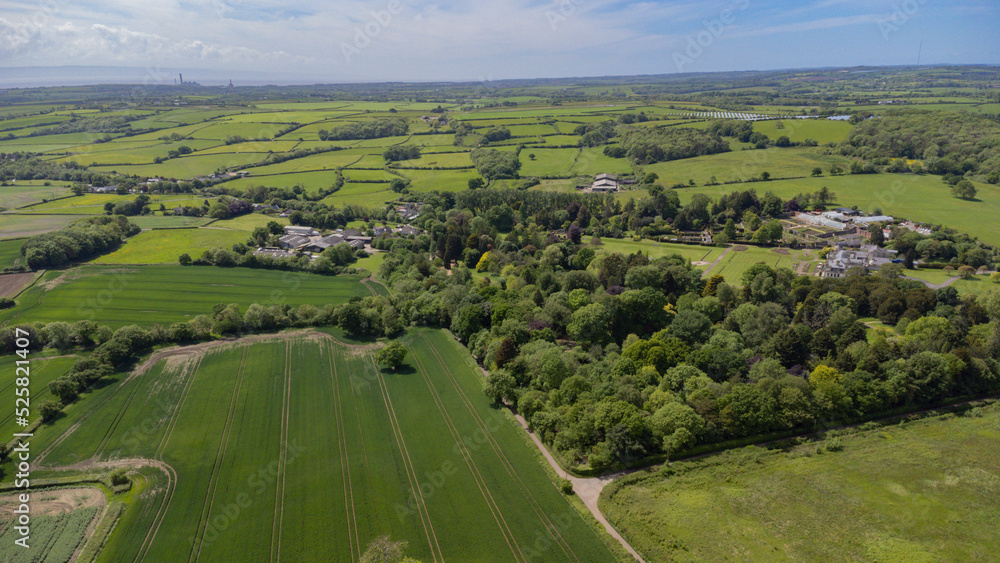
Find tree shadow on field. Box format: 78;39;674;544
382;364;416;376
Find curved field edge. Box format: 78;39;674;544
3;328;625;562
598;401;1000;562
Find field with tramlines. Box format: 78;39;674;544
0;265;379;328
24;329;618;562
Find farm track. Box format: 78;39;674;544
368;352;444;562
327;342;361;562
191;346;250;562
409;341;526;562
269;341;293;562
420;335;579;562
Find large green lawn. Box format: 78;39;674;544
0;265;375;328
12;330;622;562
601;403;1000;562
680;173;1000;246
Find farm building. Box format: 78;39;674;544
283;225;320;237
818;244;898;278
302;234;347;253
796;212;847;230
853;215;894;225
254;247;298;259
590;173;620;193
278;234;311;249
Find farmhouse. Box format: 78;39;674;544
818;243;898;278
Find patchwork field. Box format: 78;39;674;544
0;265;376;328
601;403;1000;562
0;214;84;239
16;330;620;562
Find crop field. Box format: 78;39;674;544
21;194;215;215
0;183;72;209
0;505;100;562
0;238;25;269
128;215;217;229
0;214;83;239
209;213;288;232
20;330;619;562
0;265;375;328
399;169;481;193
321;183;397;208
0;353;78;437
601;403;1000;562
90;228;249;264
682;173;1000;246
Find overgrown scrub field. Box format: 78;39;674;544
18;330;619;562
601;403;1000;562
0;265;375;328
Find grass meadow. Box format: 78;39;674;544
10;330;622;562
601;402;1000;562
90;228;249;264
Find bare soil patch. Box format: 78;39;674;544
0;272;35;297
0;487;105;519
771;248;791;255
731;245;749;252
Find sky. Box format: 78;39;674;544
0;0;998;84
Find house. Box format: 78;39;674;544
818;244;898;278
374;226;393;237
395;202;423;221
278;234;311;249
283;226;320;237
590;173;620;193
397;225;421;236
347;240;366;250
253;203;280;212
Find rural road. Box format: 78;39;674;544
510;412;646;563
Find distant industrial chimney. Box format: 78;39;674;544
179;73;184;85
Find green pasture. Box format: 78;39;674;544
0;183;72;209
752;119;852;144
320;183;396;208
709;245;801;284
601;403;1000;562
642;147;851;186
680;173;1000;246
0;238;25;269
89;228;248;264
0;214;83;239
399;169;481;193
0;265;373;328
595;239;723;264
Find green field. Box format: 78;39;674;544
90;228;249;264
0;504;100;562
643;147;851;186
0;183;73;209
601;403;1000;562
0;265;376;328
16;330;620;562
752;119;853;145
595;239;723;264
0;214;84;239
709;245;803;284
0;238;25;269
680;173;1000;246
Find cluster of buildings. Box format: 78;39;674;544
817;243;900;278
575;173;636;193
257;223;422;258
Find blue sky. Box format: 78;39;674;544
0;0;997;83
